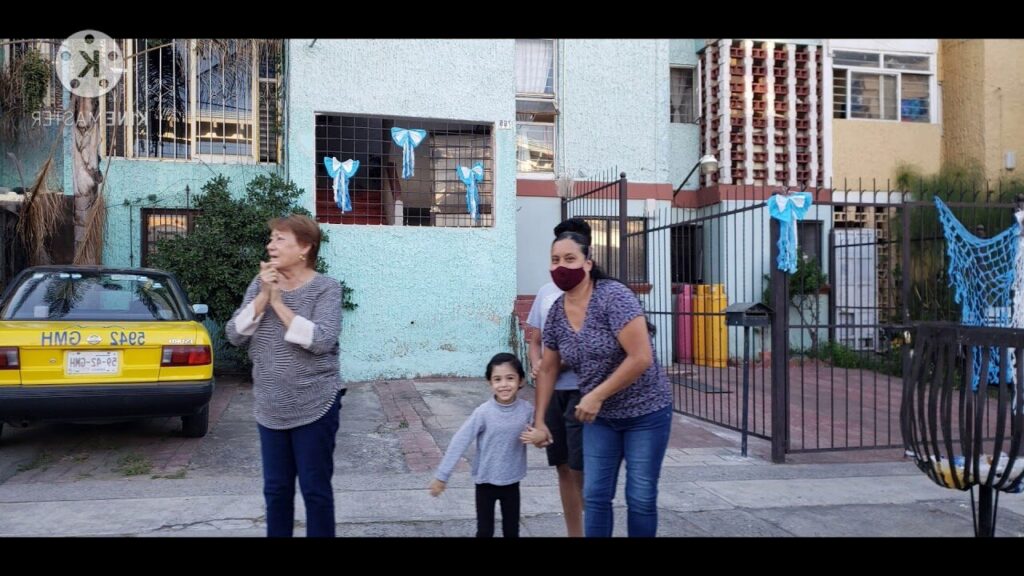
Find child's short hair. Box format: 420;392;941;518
485;352;525;381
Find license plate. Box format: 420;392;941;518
66;351;120;375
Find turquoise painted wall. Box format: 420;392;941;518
287;40;518;381
0;125;63;191
98;159;279;268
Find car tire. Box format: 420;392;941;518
181;404;209;438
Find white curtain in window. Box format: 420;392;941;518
670;68;692;122
516;39;553;95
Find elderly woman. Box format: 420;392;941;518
226;214;344;538
531;230;672;538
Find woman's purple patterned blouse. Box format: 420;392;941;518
543;279;672;419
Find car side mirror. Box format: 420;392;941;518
192;303;208;320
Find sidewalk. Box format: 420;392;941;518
0;377;1022;537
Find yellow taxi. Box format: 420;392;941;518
0;266;214;440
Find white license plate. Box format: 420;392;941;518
66;351;120;375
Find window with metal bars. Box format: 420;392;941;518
141;208;199;267
581;217;648;283
314;114;494;227
671;223;703;283
670;67;696;124
2;39;63;113
102;39;282;163
832;50;932;123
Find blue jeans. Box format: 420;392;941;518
582;405;672;537
258;391;342;537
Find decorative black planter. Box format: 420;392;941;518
901;322;1024;537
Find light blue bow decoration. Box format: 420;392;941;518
457;162;485;223
768;192;813;273
323;157;359;213
390;127;428;179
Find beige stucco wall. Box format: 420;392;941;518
942;40;1024;181
982;40;1024;181
942;40;988;174
832;120;942;187
830;39;1023;189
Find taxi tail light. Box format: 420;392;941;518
0;347;18;369
161;345;211;366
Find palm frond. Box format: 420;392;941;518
16;150;63;266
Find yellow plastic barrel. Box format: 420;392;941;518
694;284;728;368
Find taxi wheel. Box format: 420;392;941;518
181;404;209;438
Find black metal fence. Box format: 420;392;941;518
560;168;633;283
783;187;1020;455
633;187;777;449
564;173;1023;460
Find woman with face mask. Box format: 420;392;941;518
530;231;672;538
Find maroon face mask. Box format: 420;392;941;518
551;266;586;291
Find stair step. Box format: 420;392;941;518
340;214;387;225
317;184;389;224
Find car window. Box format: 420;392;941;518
1;271;188;321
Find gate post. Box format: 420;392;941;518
618;172;628;283
900;200;913;380
770;218;789;463
827;227;836;345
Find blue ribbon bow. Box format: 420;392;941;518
768;192;813;273
323;156;359;213
456;162;485;223
390;127;428;179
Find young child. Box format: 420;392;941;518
429;353;546;537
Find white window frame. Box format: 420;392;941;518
107;39;279;164
831;49;935;124
515;38;557;177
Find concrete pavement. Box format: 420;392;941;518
0;377;1021;537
